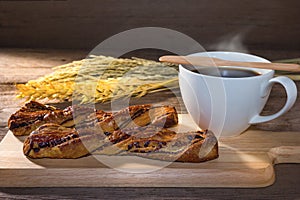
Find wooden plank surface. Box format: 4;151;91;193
0;0;300;56
0;114;299;187
0;49;299;198
0;48;87;83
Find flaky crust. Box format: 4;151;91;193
23;123;218;162
23;124;105;159
176;131;218;162
9;101;178;136
105;128;218;163
8;101;73;136
18;102;217;162
96;104;178;133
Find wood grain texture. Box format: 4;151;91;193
0;114;299;187
0;48;87;83
0;0;299;58
0;175;299;200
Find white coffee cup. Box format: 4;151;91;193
179;51;297;137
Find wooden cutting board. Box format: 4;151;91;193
0;114;299;187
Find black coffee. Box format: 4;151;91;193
190;67;261;78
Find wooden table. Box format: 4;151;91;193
0;48;299;199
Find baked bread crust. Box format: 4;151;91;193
96;104;178;133
16;101;218;162
8;101;73;136
9;101;178;136
24;124;218;162
96;127;218;163
23;123;105;159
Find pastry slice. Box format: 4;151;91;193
145;130;219;163
23;122;218;162
9;101;178;136
95;126;219;163
8;101;73;136
96;104;178;133
23;123;105;159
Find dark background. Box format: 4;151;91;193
0;0;299;60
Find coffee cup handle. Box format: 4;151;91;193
249;76;297;124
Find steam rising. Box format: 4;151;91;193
209;33;249;53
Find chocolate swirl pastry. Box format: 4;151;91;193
96;127;218;162
23;123;105;159
8;101;73;136
95;104;178;133
23;124;218;162
11;101;218;162
8;101;178;136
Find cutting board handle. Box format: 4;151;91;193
269;146;300;164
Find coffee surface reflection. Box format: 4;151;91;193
189;67;261;78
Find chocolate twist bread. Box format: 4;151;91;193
8;101;73;136
23;123;105;159
11;101;218;162
23;124;218;162
8;101;178;136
